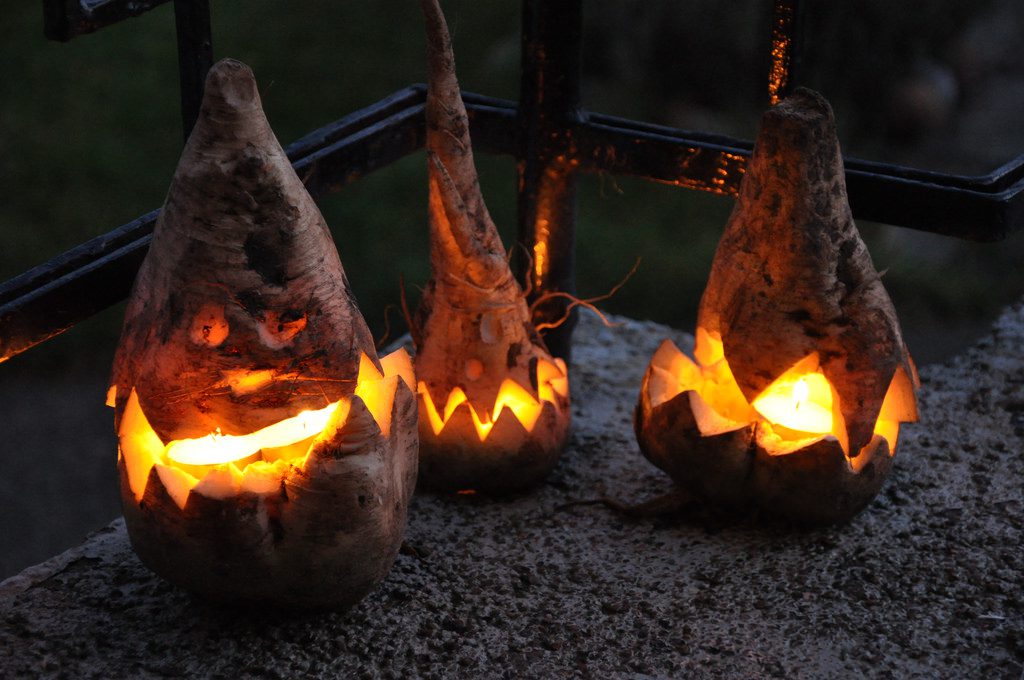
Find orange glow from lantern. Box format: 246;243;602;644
219;369;275;396
533;229;549;283
165;402;338;467
752;370;833;435
646;329;917;460
767;8;794;106
418;358;568;442
355;354;401;437
114;349;411;508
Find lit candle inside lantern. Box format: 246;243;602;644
634;86;921;525
752;372;833;435
118;350;409;505
165;402;338;467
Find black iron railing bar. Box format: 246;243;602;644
515;0;584;359
172;0;213;139
16;0;1022;367
4;88;1024;362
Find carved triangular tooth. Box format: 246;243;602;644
310;396;383;463
431;402;479;445
380;348;416;393
356;375;400;438
155;463;197;511
489;405;530;442
389;376;419;428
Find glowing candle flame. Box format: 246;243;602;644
165;403;338;467
647;333;918;460
793;377;809;411
752;371;833;435
115;349;412;507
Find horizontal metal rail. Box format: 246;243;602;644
44;0;172;41
2;85;1023;362
571;110;1024;240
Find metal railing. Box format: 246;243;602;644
3;0;1022;364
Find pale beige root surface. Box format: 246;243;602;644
418;0;508;293
121;385;418;610
698;88;915;455
111;58;377;442
413;0;570;490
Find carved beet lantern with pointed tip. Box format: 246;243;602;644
412;0;570;494
108;59;418;609
635;88;919;524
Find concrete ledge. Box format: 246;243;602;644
2;310;1022;678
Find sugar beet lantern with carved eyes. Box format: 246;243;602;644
108;59;417;610
635;89;919;525
410;0;571;494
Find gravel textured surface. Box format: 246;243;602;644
1;310;1022;679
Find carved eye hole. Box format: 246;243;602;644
258;309;307;349
189;304;229;347
465;358;484;380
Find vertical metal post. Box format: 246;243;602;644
173;0;213;141
517;0;583;361
767;0;803;105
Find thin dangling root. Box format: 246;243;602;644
399;541;430;561
399;273;421;348
530;258;641;331
534;294;619;332
374;304;400;350
514;241;536;298
555;488;691;519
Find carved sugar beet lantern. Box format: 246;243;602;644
108;59;418;609
635;89;919;524
412;0;571;494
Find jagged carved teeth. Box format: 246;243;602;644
646;330;916;459
418;358;568;442
112;349;414;509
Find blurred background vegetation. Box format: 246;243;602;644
1;0;1023;576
